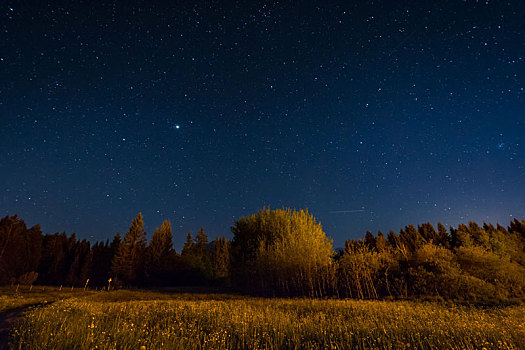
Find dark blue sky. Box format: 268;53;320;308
1;1;524;249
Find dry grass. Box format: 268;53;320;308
8;290;525;349
0;286;94;313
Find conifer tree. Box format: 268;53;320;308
509;219;525;239
400;224;425;252
147;220;175;283
90;242;109;286
375;231;388;252
66;254;81;286
110;232;121;256
196;227;209;250
38;232;68;285
364;231;376;250
0;215;42;285
468;221;490;248
417;222;437;243
387;230;399;248
88;233;121;286
451;224;472;247
212;235;230;281
182;231;194;256
78;239;92;286
195;227;212;279
181;228;212;283
111;213;147;285
436;222;449;246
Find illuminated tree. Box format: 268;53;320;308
111;213;147;285
181;228;212;283
146;220;175;284
212;235;230;281
231;208;334;296
436;222;450;247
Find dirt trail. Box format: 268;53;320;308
0;302;51;350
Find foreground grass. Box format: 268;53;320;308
0;286;95;314
9;290;525;349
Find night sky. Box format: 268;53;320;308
1;1;524;249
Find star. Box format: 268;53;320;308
1;0;523;251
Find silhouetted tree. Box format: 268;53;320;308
509;219;525;239
400;224;426;252
364;231;376;250
38;232;68;284
146;220;176;284
387;230;399;248
418;222;437;243
436;222;450;247
111;213;147;285
182;231;193;256
90;241;111;286
0;215;42;285
212;235;230;282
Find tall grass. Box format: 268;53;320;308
0;286;94;313
10;290;525;349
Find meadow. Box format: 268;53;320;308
1;288;523;349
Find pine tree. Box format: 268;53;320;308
111;213;147;285
110;232;121;255
0;215;43;285
451;224;472;247
417;222;437;243
182;231;194;256
195;227;212;279
212;235;230;281
387;230;399;248
364;231;376;250
195;227;209;250
66;254;81;286
468;221;490;248
375;231;388;252
78;239;92;286
90;242;108;286
509;219;525;239
146;220;175;283
180;228;212;283
88;233;121;286
64;237;91;286
400;224;425;252
38;232;68;285
436;222;449;247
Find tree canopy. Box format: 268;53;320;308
231;208;334;296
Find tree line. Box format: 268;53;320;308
0;213;229;289
1;209;525;301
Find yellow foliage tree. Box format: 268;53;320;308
231;208;334;296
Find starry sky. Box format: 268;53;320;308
1;1;524;249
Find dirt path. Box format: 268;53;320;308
0;302;51;350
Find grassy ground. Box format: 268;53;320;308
4;289;523;349
0;286;95;313
0;286;99;350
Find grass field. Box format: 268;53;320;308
0;286;95;314
2;288;524;349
